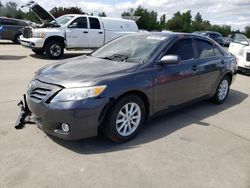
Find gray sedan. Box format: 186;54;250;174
16;32;237;143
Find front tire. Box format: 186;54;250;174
103;95;146;143
13;34;21;44
212;76;230;104
45;40;64;59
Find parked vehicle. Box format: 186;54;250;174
228;33;250;73
20;1;138;59
0;17;28;44
223;36;233;47
16;32;237;143
193;31;225;46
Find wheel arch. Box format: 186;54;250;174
98;90;151;129
44;36;65;48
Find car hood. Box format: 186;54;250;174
23;1;56;24
36;55;139;88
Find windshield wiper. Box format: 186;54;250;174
100;54;128;62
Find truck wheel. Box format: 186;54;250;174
45;40;64;59
32;49;44;55
13;34;21;44
103;94;146;143
211;76;230;104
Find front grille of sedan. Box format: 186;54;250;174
246;53;250;62
28;79;62;102
22;27;32;38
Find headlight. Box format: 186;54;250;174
32;32;45;38
51;85;107;103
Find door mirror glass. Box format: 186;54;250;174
159;55;181;65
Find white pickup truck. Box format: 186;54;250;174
20;2;139;59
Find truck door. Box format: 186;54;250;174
65;17;89;48
88;17;104;48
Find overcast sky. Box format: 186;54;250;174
3;0;250;30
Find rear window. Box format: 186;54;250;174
196;40;215;58
89;17;101;29
166;39;194;61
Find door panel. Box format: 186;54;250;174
88;17;104;48
154;61;199;112
66;17;89;48
153;38;199;112
195;39;223;96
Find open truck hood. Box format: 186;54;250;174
22;1;56;24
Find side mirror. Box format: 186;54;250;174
240;41;249;46
68;22;77;28
159;55;181;65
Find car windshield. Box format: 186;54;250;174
91;34;166;64
54;16;74;26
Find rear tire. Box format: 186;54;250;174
211;76;230;104
103;95;146;143
44;40;64;59
32;49;44;55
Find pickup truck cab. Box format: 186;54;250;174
20;2;139;59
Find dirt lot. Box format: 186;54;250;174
0;41;250;188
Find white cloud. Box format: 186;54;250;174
2;0;250;30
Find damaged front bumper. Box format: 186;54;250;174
15;94;34;129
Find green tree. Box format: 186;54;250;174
50;7;86;18
244;26;250;38
122;6;159;31
166;10;192;32
98;12;107;17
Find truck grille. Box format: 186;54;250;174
246;53;250;62
28;79;62;102
22;27;32;38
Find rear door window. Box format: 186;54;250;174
166;39;194;61
1;19;18;26
89;17;101;29
196;40;215;58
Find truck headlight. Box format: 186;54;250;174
51;85;107;103
32;32;45;38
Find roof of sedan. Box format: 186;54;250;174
136;31;202;38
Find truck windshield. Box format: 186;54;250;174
92;34;166;64
54;16;74;26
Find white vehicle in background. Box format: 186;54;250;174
20;1;139;59
228;33;250;74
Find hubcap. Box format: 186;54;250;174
50;44;61;57
218;79;229;101
116;102;141;137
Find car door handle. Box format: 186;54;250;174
192;65;197;71
221;60;225;64
98;31;103;34
83;31;88;34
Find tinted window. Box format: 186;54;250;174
1;19;18;26
233;33;249;44
69;17;87;28
20;21;28;27
89;17;101;29
196;40;215;58
166;39;194;61
214;46;223;56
